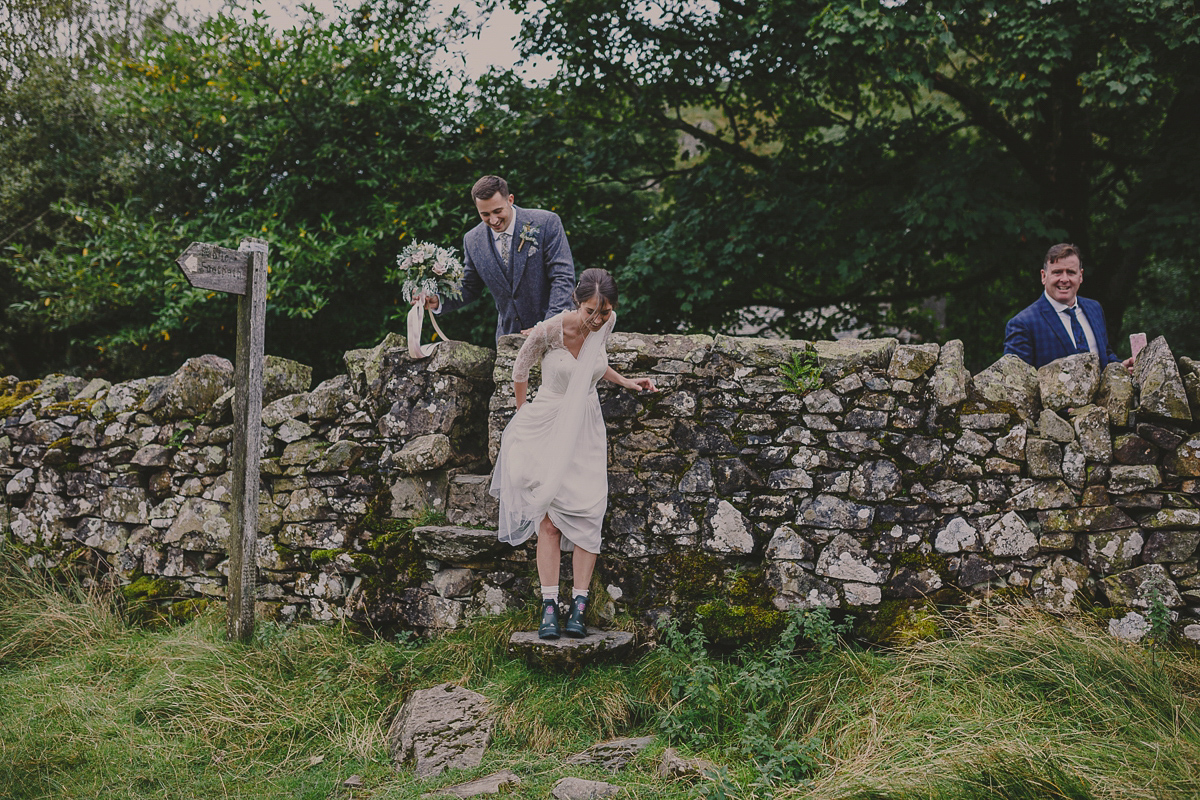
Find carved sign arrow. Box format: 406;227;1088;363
176;242;251;295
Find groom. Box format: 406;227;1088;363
419;175;576;341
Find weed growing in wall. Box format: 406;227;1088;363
1148;588;1173;670
778;349;822;396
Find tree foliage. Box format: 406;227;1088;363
510;0;1200;366
5;0;490;378
4;0;1198;378
0;0;171;375
2;0;667;379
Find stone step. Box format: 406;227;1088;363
508;630;635;673
413;525;505;563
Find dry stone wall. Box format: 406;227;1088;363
4;331;1200;642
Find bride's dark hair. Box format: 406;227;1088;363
573;268;618;309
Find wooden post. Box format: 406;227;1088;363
227;237;268;643
174;236;268;643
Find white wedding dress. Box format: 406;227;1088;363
490;311;615;554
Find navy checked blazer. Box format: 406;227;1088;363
1004;294;1121;369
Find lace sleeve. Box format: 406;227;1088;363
512;319;551;383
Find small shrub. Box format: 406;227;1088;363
778;349;822;396
654;607;851;794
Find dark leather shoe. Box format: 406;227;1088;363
538;599;561;640
564;594;588;638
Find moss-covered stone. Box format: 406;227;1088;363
310;548;347;566
0;380;42;418
40;399;95;418
855;596;952;644
895;551;953;583
696;599;786;646
119;574;186;627
345;495;443;634
121;574;179;602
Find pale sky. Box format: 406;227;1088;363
173;0;556;81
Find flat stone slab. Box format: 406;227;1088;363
551;777;621;799
565;736;656;772
421;770;522;798
508;630;635;673
413;525;508;563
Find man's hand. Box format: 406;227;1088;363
412;291;439;311
1122;355;1135;374
520;326;533;335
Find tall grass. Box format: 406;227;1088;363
2;549;1199;800
642;607;1200;799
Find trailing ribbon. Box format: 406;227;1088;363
406;300;452;359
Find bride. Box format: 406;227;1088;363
490;268;657;639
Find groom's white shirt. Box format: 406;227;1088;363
489;212;516;244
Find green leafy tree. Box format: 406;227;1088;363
507;0;1200;366
4;1;670;379
6;0;498;378
0;0;170;375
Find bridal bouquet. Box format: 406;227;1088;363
394;241;465;304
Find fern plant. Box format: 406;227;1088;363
779;349;822;396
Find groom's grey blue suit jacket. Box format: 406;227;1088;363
439;205;576;342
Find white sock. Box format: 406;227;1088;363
541;586;559;603
572;588;589;599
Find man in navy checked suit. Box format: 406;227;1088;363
1004;243;1132;370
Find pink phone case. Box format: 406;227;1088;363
1130;333;1147;360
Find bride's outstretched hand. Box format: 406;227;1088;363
629;377;658;393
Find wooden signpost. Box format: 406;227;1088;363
175;237;268;643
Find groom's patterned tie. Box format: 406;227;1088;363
1064;306;1090;354
497;232;512;271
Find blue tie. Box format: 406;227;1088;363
1064;306;1089;354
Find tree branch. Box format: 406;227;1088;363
929;71;1043;180
654;108;775;174
582;167;694;188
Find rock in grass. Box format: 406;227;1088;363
388;683;493;778
1108;611;1151;642
421;770;522;798
565;736;655;772
658;747;718;780
550;777;621;799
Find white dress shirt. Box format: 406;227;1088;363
1044;291;1098;356
490;213;517;251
